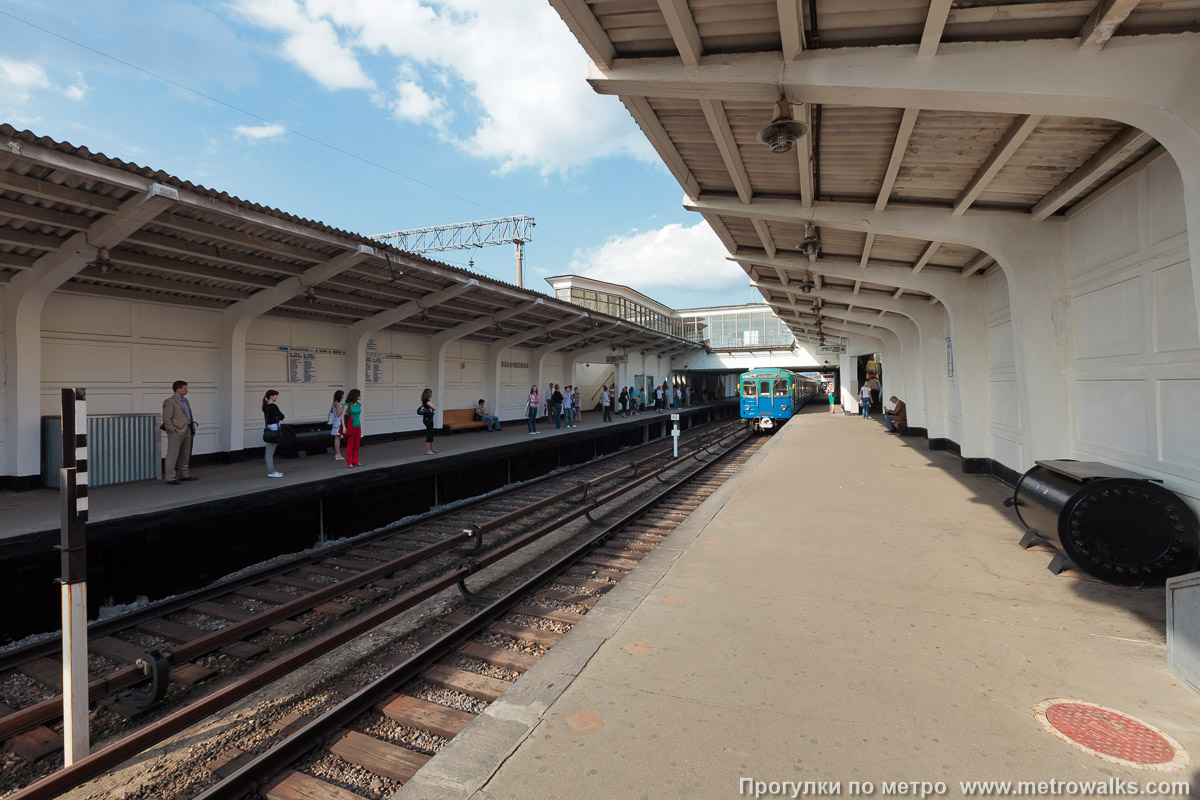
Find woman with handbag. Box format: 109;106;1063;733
344;388;362;467
329;390;345;460
262;390;285;478
526;385;539;434
420;387;438;455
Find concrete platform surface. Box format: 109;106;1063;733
0;404;711;542
396;406;1200;799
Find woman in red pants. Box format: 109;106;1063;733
344;388;363;467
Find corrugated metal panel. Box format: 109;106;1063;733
726;100;804;197
893;110;1017;205
869;234;927;264
692;0;782;53
649;97;737;194
811;0;930;47
818;105;905;202
978;117;1128;209
591;0;675;57
719;214;762;249
43;414;161;488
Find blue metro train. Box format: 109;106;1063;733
739;368;822;432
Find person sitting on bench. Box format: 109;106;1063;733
883;396;907;434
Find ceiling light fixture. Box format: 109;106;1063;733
756;98;809;154
87;246;112;273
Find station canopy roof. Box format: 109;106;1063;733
0;123;702;356
550;0;1198;344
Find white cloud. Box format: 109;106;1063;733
391;79;447;126
233;0;374;90
568;222;745;293
0;58;52;105
234;122;288;141
231;0;651;174
63;73;89;102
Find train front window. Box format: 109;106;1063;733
742;380;757;397
773;378;789;398
759;380;771;397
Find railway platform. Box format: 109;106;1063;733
397;406;1200;799
0;402;733;643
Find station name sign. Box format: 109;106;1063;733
605;355;628;364
502;361;530;369
817;345;846;354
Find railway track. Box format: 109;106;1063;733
0;418;749;797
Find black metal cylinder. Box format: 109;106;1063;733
1011;461;1199;585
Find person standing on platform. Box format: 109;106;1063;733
550;384;564;429
420;387;438;455
828;383;837;414
329;390;345;461
262;390;285;478
601;385;612;422
562;387;574;428
687;386;694;407
883;396;908;434
859;382;872;419
527;385;539;434
572;385;581;424
868;374;882;409
654;384;663;412
675;386;682;408
475;398;500;431
618;386;628;417
344;388;363;466
162;380;198;485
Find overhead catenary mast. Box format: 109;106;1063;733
371;215;535;287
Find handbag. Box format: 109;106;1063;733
263;427;281;443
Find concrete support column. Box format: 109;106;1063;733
2;184;177;480
427;301;540;428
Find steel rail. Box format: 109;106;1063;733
0;418;739;741
192;429;752;800
6;427;748;800
1;415;736;672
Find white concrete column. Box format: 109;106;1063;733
426;301;541;428
217;245;375;453
343;280;478;396
2;184;178;479
486;314;585;422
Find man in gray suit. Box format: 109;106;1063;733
162;380;198;485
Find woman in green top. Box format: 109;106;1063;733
344;388;362;467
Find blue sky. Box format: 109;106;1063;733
0;0;753;309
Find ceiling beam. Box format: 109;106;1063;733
1078;0;1141;51
912;241;941;274
952;114;1042;216
699;211;740;254
918;0;955;57
701;99;755;204
777;0;806;61
859;232;875;271
754;219;777;258
1064;144;1167;219
960;251;993;279
877;108;920;211
796;101;816;207
658;0;703;67
621;96;701;199
1030;127;1154;221
548;0;616;69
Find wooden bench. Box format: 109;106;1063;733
443;408;488;433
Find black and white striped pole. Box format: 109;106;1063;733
58;387;89;764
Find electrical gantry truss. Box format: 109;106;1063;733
371;216;534;255
547;0;1195;351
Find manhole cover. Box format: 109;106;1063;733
1033;699;1189;772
